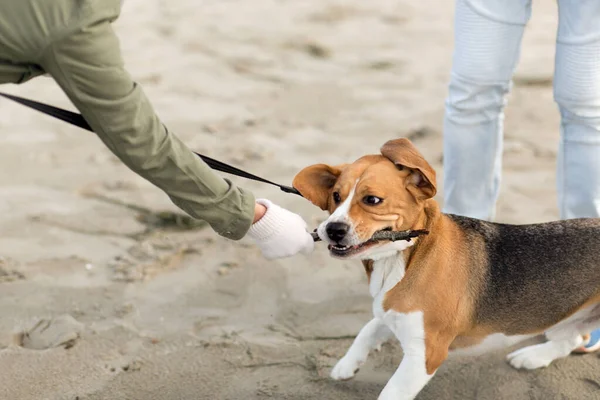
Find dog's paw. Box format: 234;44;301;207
506;343;555;370
330;355;365;381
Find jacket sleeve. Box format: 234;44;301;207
37;15;255;240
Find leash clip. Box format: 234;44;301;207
280;185;302;196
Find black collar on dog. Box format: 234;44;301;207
310;229;429;243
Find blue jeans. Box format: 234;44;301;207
443;0;600;220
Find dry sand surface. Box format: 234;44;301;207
1;0;599;399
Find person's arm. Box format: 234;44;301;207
38;15;256;239
36;12;315;259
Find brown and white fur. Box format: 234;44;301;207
292;138;600;400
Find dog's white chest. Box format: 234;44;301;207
370;255;406;318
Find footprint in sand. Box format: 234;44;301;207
15;314;84;350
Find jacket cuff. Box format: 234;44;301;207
218;189;255;240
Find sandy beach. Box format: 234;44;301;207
1;0;598;399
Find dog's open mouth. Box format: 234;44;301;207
326;227;394;258
321;227;427;259
328;239;382;258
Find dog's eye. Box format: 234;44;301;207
363;196;383;205
333;192;342;204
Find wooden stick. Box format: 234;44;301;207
311;229;428;243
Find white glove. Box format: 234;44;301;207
246;199;315;260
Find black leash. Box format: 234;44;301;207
0;92;302;196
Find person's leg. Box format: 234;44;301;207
442;0;531;220
553;0;600;353
555;0;600;220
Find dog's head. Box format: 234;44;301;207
293;138;436;260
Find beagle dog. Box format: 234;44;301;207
292;138;600;400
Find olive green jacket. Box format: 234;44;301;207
0;0;255;239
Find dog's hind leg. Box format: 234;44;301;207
507;303;600;370
506;333;584;370
330;318;393;380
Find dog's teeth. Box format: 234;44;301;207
331;245;350;251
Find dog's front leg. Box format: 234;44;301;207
331;317;393;380
378;311;450;400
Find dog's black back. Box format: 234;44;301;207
448;215;600;334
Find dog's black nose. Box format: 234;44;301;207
326;222;349;242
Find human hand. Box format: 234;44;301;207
247;199;314;260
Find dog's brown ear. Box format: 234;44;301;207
380;138;437;200
293;164;345;210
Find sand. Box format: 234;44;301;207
1;0;599;399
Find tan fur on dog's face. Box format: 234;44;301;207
293;138;437;245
